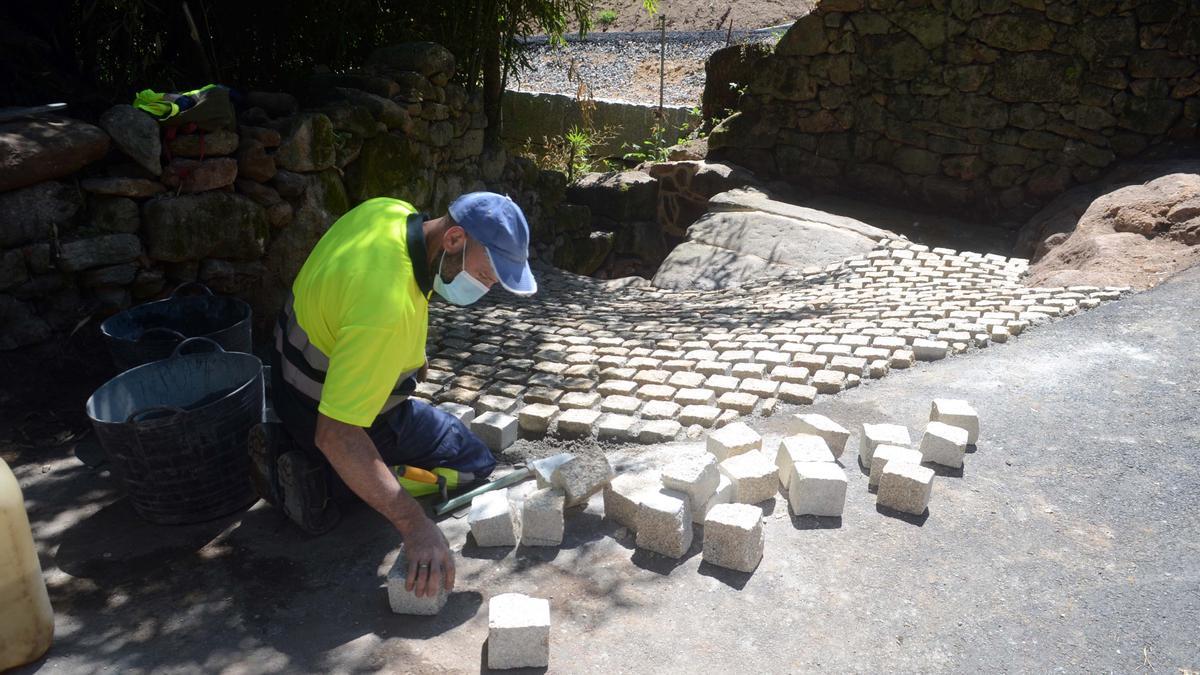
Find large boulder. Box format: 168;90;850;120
100;104;162;176
142;192;269;262
0;181;83;247
165;129;240;157
80;176;166;198
0;117;110;192
1022;164;1200;289
274;113;336;172
343;132;430;206
652;202;880;291
566;171;658;223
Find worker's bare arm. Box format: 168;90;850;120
313;413;455;596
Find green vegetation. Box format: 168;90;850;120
597;9;618;26
622;106;704;164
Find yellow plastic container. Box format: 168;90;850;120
0;456;54;670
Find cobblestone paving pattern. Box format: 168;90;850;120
417;238;1130;446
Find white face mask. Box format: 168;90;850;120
433;240;490;306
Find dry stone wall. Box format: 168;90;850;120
708;0;1200;222
0;42;575;350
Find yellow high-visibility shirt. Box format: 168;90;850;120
291;198;433;427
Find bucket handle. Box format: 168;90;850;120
171;282;214;298
127;405;185;424
137;327;187;344
171;336;226;359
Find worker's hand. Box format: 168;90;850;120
403;516;455;597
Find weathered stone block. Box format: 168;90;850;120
877;463;935;515
531;453;574;488
788;414;850;457
662;452;720;522
679;404;722;427
860;423;912;466
776;434;835;488
706;421;762;461
603;472;658;529
930;398;980;444
551;454;614;507
920;421;970;467
703;503;764;573
556;408;601;437
638;419;682;443
469;488;517;547
437;402;475;425
488;593;550;670
518;403;557;435
869;444;924;488
719;451;778;504
471;411;517;452
635;489;693;558
520;487;565;546
788;461;848;517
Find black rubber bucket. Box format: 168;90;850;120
85;338;263;525
100;282;253;372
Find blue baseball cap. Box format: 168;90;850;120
448;192;537;296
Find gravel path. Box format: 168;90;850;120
512;28;783;107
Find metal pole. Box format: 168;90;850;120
658;14;666;122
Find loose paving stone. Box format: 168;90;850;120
703;503;764;573
679;404;722;427
860;422;912;466
518;403;558;435
552;454;615;506
603;472;659;529
597;379;639;396
731;362;768;379
793;354;828;371
638;419;682;443
739;378;779;397
869;444;924;488
640;400;682;420
667;371;706;388
920;421;969;468
719;451;778;504
770;365;810;384
662;453;720;523
523;387;563;405
777;382;818;404
717;391;758;414
559;391;601;409
811;369;847;394
788;461;848;517
702;474;734;517
556;408;601;437
520;487;565;546
877;462;935;515
696;360;732;375
468;488;517;547
531;453;574;488
476;394;518;414
705;374;740;394
635;489;693;558
636;383;678;401
437;402;475;425
706;421;762;461
829;355;868;376
789;413;850;457
776;434;836;487
930;398;981;444
912;338;949;360
597;413;638;442
388;544;448;615
632;369;671;385
867;359;890;378
471;412;518;452
600;394;642;414
889;349;916;369
674;388;716;406
487;593;550;670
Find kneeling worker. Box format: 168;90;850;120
263;192;536;599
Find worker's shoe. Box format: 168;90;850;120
247;423;282;506
277;451;340;535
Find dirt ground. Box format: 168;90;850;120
581;0;808;33
7;266;1200;673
